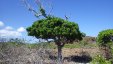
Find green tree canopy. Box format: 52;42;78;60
26;16;83;64
27;16;82;44
97;29;113;46
25;1;83;64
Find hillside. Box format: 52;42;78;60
0;36;113;64
0;37;101;64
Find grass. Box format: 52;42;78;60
0;40;98;50
26;42;57;49
1;38;113;64
64;43;81;48
27;41;97;49
26;41;98;49
91;55;112;64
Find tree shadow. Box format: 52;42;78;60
64;55;92;63
49;51;92;63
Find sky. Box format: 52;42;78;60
0;0;113;41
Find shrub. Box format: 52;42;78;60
91;55;111;64
97;29;113;46
97;29;113;60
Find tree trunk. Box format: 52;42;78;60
57;45;62;64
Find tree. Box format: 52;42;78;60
23;0;83;63
97;29;113;60
26;16;83;64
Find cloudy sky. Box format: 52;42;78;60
0;0;113;40
0;21;25;37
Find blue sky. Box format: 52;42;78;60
0;0;113;40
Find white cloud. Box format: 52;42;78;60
0;22;25;37
0;29;22;37
5;26;13;30
0;21;4;27
17;27;26;32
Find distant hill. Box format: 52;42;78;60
83;36;96;43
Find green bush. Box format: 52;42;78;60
91;55;112;64
97;29;113;46
97;29;113;60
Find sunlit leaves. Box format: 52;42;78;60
97;29;113;46
26;16;82;43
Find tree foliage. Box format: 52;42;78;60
27;16;83;44
97;29;113;46
25;1;83;63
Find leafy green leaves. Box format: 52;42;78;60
97;29;113;46
26;16;82;43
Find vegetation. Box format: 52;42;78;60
26;16;83;64
0;35;113;64
0;38;93;64
97;29;113;46
23;0;85;63
25;1;84;63
97;29;113;63
91;55;112;64
0;0;112;64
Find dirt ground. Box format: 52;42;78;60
52;48;100;57
49;48;100;64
